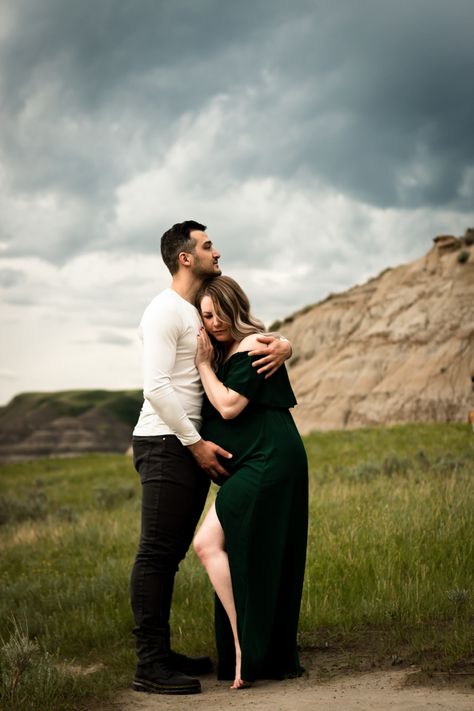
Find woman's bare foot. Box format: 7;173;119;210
230;648;252;689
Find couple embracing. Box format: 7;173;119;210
130;220;308;694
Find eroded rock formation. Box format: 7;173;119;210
283;233;474;433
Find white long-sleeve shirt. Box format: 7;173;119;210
133;288;203;446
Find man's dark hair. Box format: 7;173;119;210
161;220;206;275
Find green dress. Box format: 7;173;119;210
200;352;308;682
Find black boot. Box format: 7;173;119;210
169;650;213;675
131;572;174;665
133;658;201;695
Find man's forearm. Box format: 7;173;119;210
248;334;293;377
144;377;200;446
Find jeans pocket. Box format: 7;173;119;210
133;438;167;484
132;438;152;477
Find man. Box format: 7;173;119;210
131;221;291;695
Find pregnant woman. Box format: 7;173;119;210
192;276;308;689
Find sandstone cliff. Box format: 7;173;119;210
282;232;474;433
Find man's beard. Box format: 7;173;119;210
193;261;221;278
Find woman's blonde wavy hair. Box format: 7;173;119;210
195;276;265;368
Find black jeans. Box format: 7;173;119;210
130;435;210;668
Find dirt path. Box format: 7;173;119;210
101;655;473;711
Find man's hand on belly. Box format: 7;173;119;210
187;439;232;482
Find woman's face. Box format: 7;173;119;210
200;295;233;343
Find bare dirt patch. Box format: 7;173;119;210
96;651;474;711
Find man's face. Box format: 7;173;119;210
188;230;221;278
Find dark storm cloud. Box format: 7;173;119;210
0;0;473;263
285;1;474;208
1;0;284;112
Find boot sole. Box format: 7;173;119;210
132;678;201;695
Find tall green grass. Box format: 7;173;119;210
0;424;473;709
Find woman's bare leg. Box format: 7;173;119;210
193;503;249;689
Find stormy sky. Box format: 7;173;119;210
0;0;473;404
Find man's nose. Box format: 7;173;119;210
213;248;220;258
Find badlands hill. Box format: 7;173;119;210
0;390;142;461
281;231;474;434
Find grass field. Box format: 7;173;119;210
0;423;473;710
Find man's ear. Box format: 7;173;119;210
178;251;192;267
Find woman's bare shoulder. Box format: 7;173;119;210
237;332;266;352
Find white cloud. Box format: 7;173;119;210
0;252;166;403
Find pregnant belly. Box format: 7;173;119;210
200;417;255;467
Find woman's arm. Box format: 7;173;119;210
198;362;249;420
195;329;249;420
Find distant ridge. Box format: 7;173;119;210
282;230;474;433
0;390;142;462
